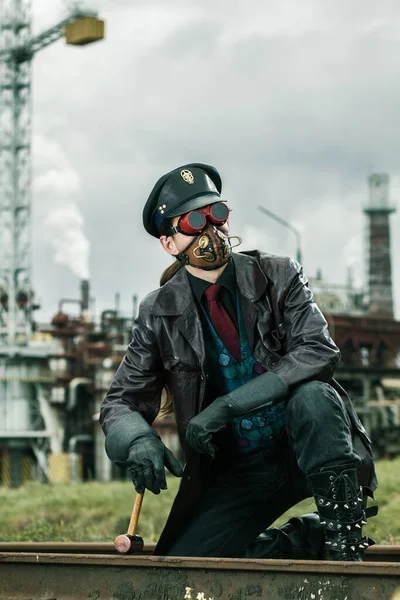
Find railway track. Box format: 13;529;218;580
0;543;399;600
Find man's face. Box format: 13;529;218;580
160;205;231;257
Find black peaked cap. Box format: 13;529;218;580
142;163;223;237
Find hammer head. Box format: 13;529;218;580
114;534;144;555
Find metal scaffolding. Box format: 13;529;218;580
0;1;104;486
0;0;102;348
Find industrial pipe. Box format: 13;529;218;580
68;434;92;482
58;298;81;314
67;378;91;411
81;280;90;312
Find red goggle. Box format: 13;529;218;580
166;202;230;236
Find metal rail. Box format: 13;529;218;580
0;544;399;600
0;541;154;555
0;542;398;561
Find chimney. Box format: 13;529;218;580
132;294;138;320
364;174;396;317
80;280;90;315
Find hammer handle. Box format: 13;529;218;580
127;492;144;536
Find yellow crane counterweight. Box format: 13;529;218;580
65;17;105;46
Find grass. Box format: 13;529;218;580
0;458;398;544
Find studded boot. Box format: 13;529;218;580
307;464;371;561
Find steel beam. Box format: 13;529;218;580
0;551;399;600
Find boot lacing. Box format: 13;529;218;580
315;472;368;556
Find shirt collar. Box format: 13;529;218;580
187;258;236;305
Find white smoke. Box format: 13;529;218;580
33;136;90;280
343;234;363;289
43;204;90;279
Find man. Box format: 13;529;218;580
100;163;377;561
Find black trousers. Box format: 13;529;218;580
167;380;361;558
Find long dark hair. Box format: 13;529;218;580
160;260;182;286
158;218;181;416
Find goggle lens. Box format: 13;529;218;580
178;202;229;235
209;202;229;223
186;211;207;231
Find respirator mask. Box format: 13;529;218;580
165;202;242;270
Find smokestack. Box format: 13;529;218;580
81;280;90;314
364;174;396;317
132;294;138;320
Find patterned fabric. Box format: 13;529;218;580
203;292;286;454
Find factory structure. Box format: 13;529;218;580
0;0;111;485
0;4;399;486
309;174;400;458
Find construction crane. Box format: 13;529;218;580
0;0;104;348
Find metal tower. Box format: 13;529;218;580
0;0;103;347
364;174;396;318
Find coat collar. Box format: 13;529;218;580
151;251;268;317
234;251;268;302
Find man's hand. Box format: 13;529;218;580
127;433;183;494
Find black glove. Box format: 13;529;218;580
105;411;183;494
186;370;288;456
185;404;226;458
127;431;183;494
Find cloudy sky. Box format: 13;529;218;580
28;0;400;321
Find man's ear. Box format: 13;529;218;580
160;235;179;256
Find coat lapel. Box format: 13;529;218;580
176;304;206;364
233;252;268;352
151;266;206;363
152;253;269;362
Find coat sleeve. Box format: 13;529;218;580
271;258;340;388
99;303;165;436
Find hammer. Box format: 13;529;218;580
114;492;144;554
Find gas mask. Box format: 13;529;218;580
176;223;242;270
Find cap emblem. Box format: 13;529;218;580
181;169;194;184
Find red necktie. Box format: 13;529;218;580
204;284;241;363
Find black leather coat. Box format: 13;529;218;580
100;251;376;554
